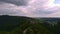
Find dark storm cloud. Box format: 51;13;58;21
0;0;28;6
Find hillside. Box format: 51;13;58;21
0;15;60;34
0;15;33;31
37;18;60;34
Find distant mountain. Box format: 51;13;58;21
43;18;60;21
37;18;60;24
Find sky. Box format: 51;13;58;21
0;0;60;17
55;0;60;4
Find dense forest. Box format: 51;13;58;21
0;15;60;34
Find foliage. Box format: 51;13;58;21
0;15;59;34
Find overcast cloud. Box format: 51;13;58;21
0;0;60;17
0;0;29;6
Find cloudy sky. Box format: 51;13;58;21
0;0;60;17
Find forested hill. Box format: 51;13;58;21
0;15;35;31
0;15;60;34
0;15;34;24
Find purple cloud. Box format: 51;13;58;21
0;0;60;17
